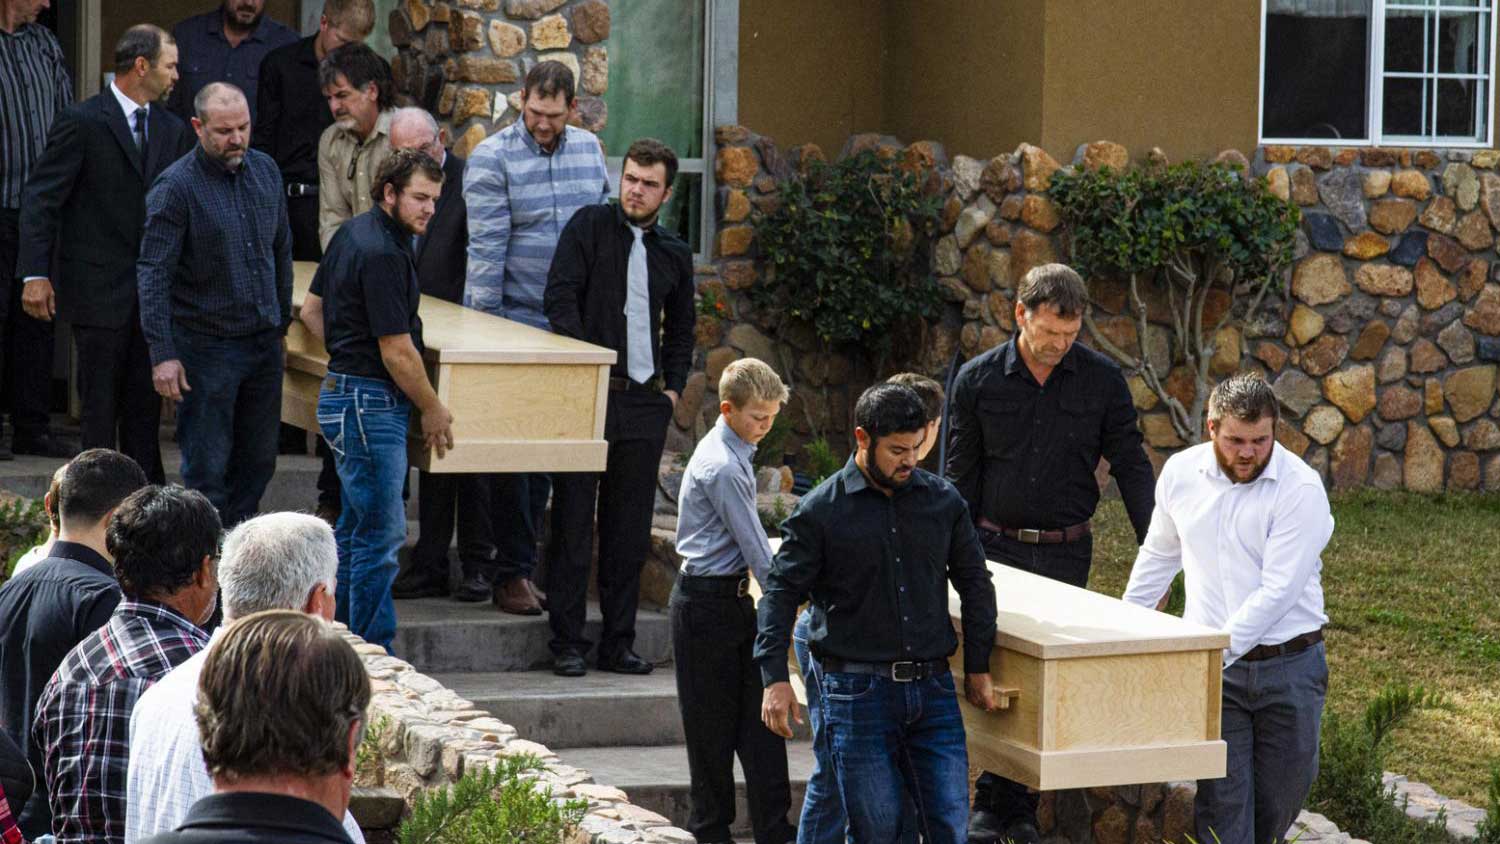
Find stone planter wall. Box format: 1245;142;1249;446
685;127;1500;491
387;0;611;159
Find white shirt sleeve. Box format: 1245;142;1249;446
1121;470;1183;609
1221;480;1334;662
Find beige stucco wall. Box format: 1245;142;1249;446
736;0;886;156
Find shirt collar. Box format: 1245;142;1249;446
297;33;319;65
519;121;567;156
340;108;392;145
194;144;243;177
45;540;113;578
1001;337;1079;379
613;201;661;239
1200;440;1282;484
212;8;276;44
109;80;147;123
117;598;211;638
180;792;349;841
375;206;414;253
714;416;756;462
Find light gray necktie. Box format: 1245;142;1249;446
625;225;654;384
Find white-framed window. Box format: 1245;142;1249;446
1260;0;1498;147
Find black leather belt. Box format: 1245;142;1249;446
979;516;1091;545
820;657;949;682
609;375;663;392
1241;628;1323;662
676;571;750;597
286;182;318;197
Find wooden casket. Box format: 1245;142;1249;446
759;545;1229;790
282;262;617;473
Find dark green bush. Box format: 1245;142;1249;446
399;755;586;844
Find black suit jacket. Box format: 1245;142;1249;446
16;90;195;329
414;150;469;304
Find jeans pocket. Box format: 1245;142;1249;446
317;409;346;458
932;670;956;695
823;671;876;701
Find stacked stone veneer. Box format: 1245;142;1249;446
387;0;610;159
684;127;1500;491
343;625;695;843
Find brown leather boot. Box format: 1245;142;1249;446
493;575;542;615
525;578;548;609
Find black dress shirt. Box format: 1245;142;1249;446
140;792;352;844
311;206;423;381
251;35;332;185
754;459;998;686
0;542;119;835
166;9;297;124
946;339;1156;543
543;203;695;392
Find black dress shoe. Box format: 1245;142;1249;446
451;574;493;603
391;568;448;599
967;809;1006;844
596;649;654;675
12;435;79;459
999;821;1041;844
553;652;587;677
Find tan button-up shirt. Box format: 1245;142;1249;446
317;108;392;250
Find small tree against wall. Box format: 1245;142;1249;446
1049;161;1300;442
752;149;942;441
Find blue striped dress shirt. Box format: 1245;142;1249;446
675;418;774;585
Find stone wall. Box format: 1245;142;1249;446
345;623;695;843
386;0;611;159
688;127;1500;491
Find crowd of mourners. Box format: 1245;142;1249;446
0;0;1337;842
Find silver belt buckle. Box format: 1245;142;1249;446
1017;528;1042;544
736;577;749;598
890;661;917;682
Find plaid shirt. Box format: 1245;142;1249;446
137;145;293;366
32;601;209;844
0;784;21;844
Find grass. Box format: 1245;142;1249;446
1087;490;1500;807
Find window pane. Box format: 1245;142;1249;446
1384;9;1429;73
1263;4;1371;139
1382;75;1430;135
599;0;705;160
1438;11;1487;74
657;173;703;248
1436;78;1485;138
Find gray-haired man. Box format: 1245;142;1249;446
124;512;365;844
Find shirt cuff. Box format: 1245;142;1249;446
22;276;46;284
759;656;790;687
148;341;177;366
665;372;687;393
963;642;994;677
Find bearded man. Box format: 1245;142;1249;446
167;0;297;123
1123;371;1332;844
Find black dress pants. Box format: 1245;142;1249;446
974;530;1094;826
0;210;52;442
73;315;164;483
670;574;796;844
546;388;671;658
287;193;322;262
410;470;497;580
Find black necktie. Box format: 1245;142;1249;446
134;107;148;167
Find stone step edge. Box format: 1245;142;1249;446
1382;771;1491;842
339;622;696;844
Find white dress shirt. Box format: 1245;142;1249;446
110;80;148;134
1122;441;1333;666
124;628;366;844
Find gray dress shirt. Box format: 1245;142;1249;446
675;417;773;585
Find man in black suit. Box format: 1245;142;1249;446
385;107;497;601
17;24;196;482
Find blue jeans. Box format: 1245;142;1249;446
319;373;410;651
1197;641;1327;844
173;326;282;527
820;664;969;843
794;611;846;844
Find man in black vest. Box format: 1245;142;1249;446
385;107;498;601
17;24;196;481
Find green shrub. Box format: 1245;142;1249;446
801;438;844;486
758;494;790;537
1476;764;1500;844
0;497;48;584
399;755;586;844
1309;683;1453;844
753;149;942;355
355;715;390;786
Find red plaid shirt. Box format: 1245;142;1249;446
0;783;22;844
32;600;208;844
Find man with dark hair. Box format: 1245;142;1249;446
386;107;495;602
139;610;370;844
0;449;148;838
166;0;296;124
1124;372;1331;844
254;0;375;261
138;82;292;528
946;262;1157;844
542;138;693;676
18;24;196;481
317;42;394;250
34;484;220;844
299;149;454;652
757;383;999;843
0;0;74;461
459;59;609;612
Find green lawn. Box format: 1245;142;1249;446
1087;492;1500;807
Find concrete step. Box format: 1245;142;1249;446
557;743;813;837
427;669;685;748
391;598;672;673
